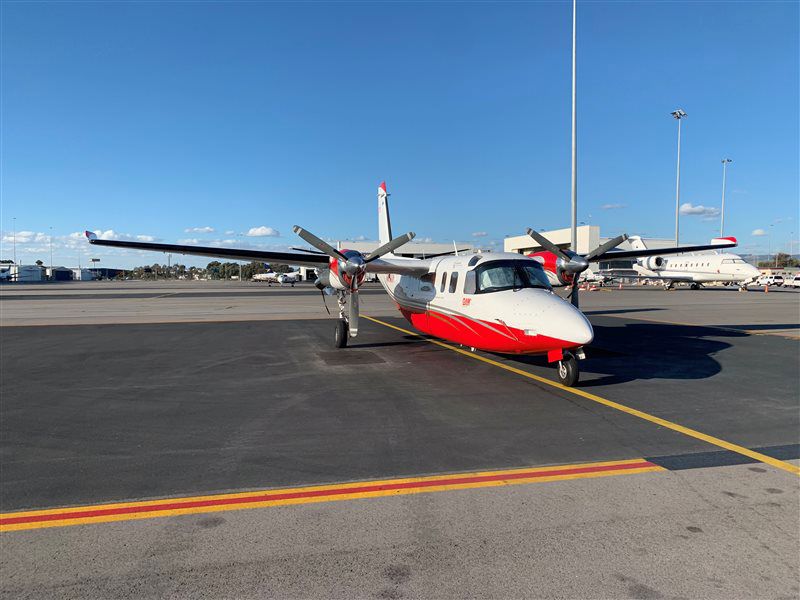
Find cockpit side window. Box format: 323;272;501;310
464;270;477;294
440;272;448;293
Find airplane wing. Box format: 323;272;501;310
365;256;432;276
84;231;329;268
593;238;737;261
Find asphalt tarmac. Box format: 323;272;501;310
1;281;798;598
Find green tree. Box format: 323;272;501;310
758;253;798;268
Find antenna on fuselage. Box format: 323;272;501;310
453;241;459;257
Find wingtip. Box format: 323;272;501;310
84;230;97;241
292;225;301;234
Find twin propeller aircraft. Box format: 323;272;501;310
86;182;737;386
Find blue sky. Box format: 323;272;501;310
2;0;798;267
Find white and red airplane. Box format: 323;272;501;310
85;182;737;386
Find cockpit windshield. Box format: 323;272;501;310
474;260;551;294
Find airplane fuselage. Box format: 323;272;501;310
377;252;593;357
634;252;760;285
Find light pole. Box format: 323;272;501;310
720;158;732;237
570;0;578;256
671;109;687;246
49;226;53;280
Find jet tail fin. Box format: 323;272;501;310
378;181;392;245
628;235;647;251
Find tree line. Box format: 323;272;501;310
126;261;297;280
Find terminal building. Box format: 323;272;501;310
504;225;678;273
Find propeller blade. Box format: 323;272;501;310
584;234;629;261
348;291;359;337
292;226;346;261
526;228;571;261
364;232;416;262
570;277;580;308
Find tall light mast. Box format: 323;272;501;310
720;158;732;237
570;0;578;256
671;109;687;245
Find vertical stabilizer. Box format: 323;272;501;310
628;235;647;251
378;181;393;245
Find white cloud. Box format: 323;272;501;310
178;238;200;245
751;228;767;236
418;237;434;243
184;226;215;234
246;226;280;237
136;235;156;242
601;203;626;210
472;231;488;237
679;203;720;217
224;230;235;235
2;230;48;244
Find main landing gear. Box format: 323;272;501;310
556;351;580;387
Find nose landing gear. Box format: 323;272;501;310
334;319;348;348
556;352;579;387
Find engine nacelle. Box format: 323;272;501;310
642;256;666;270
527;251;575;287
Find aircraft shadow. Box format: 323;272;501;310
581;308;665;316
351;337;424;349
505;321;748;387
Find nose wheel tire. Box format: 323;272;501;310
557;352;579;387
334;319;349;348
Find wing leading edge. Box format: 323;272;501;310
84;232;329;268
84;231;432;275
593;237;738;261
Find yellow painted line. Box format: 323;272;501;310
0;459;660;532
364;315;800;477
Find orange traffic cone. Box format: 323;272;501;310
764;285;769;293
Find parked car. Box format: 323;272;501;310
783;274;800;288
757;274;784;287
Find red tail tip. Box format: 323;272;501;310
379;181;387;192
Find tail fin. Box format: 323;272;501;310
628;235;647;251
378;181;392;245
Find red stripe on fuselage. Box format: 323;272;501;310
398;305;578;355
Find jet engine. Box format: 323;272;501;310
642;256;666;270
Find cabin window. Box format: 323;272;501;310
440;272;448;292
449;272;459;293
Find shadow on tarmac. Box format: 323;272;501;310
506;320;750;387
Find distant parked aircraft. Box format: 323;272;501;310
253;270;302;286
628;236;760;290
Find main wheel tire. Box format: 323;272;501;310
334;319;348;348
557;352;579;387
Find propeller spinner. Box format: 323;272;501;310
526;228;628;308
292;225;415;337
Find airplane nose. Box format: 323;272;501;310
538;296;594;347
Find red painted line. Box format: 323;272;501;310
1;460;654;526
